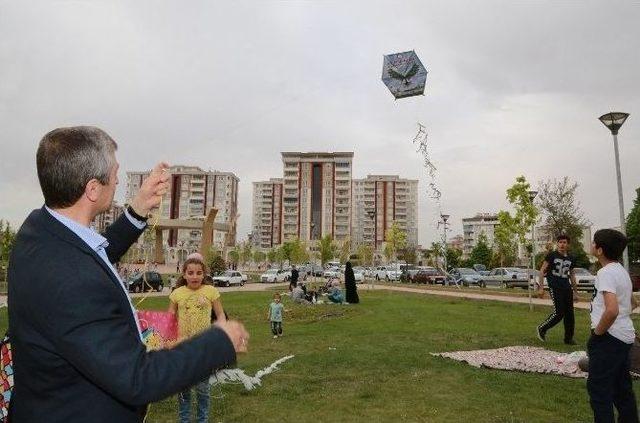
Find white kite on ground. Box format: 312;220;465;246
209;355;295;390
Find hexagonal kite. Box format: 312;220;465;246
381;50;428;99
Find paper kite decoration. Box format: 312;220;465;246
137;310;178;351
381;50;428;99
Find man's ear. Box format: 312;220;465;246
85;179;102;203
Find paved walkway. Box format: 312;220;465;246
2;282;636;314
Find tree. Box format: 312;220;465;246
318;235;337;265
445;247;462;269
399;246;418;264
253;250;266;264
504;176;539;255
266;248;280;265
384;221;407;262
205;249;226;275
339;237;351;263
0;220;17;263
240;243;253;267
356;244;373;267
537;177;589;244
627;188;640;263
285;238;309;264
469;233;493;268
227;248;240;266
493;212;518;267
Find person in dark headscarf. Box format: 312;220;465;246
344;261;359;304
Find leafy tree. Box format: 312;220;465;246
445;247;462;269
469;233;493;268
537;177;589;244
384;221;407;262
205;249;226;274
284;238;309;264
253;250;266;264
627;188;640;263
339;237;351;263
500;176;539;264
227;248;240;265
318;235;337;265
356;244;373;267
240;243;253;266
266;248;280;265
0;220;17;263
399;246;418;264
493;213;518;267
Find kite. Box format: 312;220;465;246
381;50;428;99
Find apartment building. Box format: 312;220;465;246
534;224;592;254
462;213;500;259
280;152;354;244
251;178;283;250
126;165;239;253
91;201;123;233
351;175;419;249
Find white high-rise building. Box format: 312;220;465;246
126;165;239;256
91;201;123;234
251;178;283;250
351;175;419;249
280;152;354;244
462;213;500;259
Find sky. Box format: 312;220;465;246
1;0;639;246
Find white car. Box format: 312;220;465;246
374;266;401;281
212;270;244;287
323;267;341;279
260;269;289;283
352;267;365;283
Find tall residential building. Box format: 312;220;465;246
280;152;354;244
126;165;239;253
251;178;283;250
447;234;464;251
462;213;500;259
91;201;123;233
534;224;593;255
351;175;419;249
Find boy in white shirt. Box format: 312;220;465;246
588;229;638;423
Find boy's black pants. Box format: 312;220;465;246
270;321;282;336
587;332;638;423
538;287;574;341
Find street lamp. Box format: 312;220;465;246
598;112;630;270
366;209;376;289
439;214;454;286
528;190;538;311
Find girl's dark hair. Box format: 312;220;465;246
175;257;208;288
594;229;628;261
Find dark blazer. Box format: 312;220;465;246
8;208;236;422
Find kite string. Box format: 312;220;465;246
135;194;164;309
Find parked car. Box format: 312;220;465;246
212;270;244;287
323;267;342;279
483;267;529;288
413;268;446;284
239;272;248;283
573;267;596;292
128;271;164;293
311;265;325;277
451;268;485;287
373;265;401;281
473;264;490;276
352;266;365;283
260;269;289;283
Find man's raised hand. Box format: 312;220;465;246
130;162;170;217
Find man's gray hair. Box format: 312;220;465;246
36;126;118;208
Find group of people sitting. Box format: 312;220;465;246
288;262;360;305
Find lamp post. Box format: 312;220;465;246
367;209;376;290
528;190;538;311
598;112;630;270
439;214;454;286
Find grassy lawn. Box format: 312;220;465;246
2;290;639;422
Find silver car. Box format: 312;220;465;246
483;267;529;289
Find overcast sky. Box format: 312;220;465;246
1;1;639;246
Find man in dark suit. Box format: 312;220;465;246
8;126;249;422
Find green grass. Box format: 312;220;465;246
3;291;640;422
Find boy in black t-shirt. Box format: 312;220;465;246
536;234;578;345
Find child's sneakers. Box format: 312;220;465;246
273;335;278;339
536;327;546;342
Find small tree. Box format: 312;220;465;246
0;220;17;263
227;248;240;266
357;244;373;267
384;221;407;262
627;188;640;263
205;249;226;275
493;212;518;267
240;243;253;267
445;247;462;268
318;235;337;265
400;246;418;264
253;250;266;264
266;248;279;265
469;233;493;268
339;237;352;263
